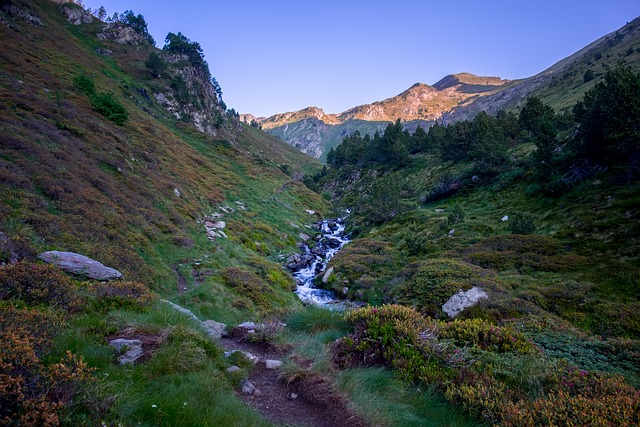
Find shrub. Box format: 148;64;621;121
508;212;536;235
90;92;129;125
0;306;94;426
144;52;167;77
394;259;502;317
334;305;453;383
438;318;538;355
459;235;586;272
72;74;128;125
73;74;95;96
219;267;271;309
0;263;76;310
87;281;157;313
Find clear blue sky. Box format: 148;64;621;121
81;1;639;118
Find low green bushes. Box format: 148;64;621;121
394;259;504;317
333;304;640;426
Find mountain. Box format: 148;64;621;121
442;17;640;122
255;73;509;160
258;18;640;160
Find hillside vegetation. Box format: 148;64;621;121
0;1;330;424
2;1;640;426
304;65;640;424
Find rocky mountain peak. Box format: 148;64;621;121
433;73;510;92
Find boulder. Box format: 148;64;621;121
109;338;144;364
38;251;122;280
264;359;283;370
298;232;311;241
201;320;227;340
226;365;241;373
322;267;334;284
240;379;261;396
442;287;488;318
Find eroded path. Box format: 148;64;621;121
220;333;345;427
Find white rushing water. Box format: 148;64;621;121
293;218;350;305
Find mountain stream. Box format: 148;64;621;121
286;217;350;305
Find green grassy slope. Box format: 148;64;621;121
0;0;327;287
0;2;332;424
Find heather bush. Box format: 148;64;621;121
334;305;640;425
219;267;271;309
0;263;77;310
87;281;157;313
394;259;502;317
334;305;454;383
438;318;538;355
0;306;94;426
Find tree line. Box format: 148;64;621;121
326;66;640;188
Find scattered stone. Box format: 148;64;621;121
264;359;283;370
298;232;311;241
342;286;349;296
305;210;316;215
448;229;455;236
213;221;226;229
226;365;241;373
238;321;257;329
501;215;509;221
38;251;122;280
201;320;227;340
472;175;481;183
287;392;298;400
442;287;488;318
109;338;144;364
322;267;334;284
240;379;261;396
435;208;446;213
96;47;112;56
174;188;181;198
225;350;259;365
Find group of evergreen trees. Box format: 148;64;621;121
326;66;640;187
318;66;640;227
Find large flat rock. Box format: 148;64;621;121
39;251;122;281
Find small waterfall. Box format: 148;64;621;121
287;217;350;305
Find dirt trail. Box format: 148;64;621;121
220;336;363;427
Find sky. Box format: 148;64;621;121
81;1;640;118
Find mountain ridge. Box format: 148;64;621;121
253;17;640;159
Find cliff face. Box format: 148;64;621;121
153;53;226;135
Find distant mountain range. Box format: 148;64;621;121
244;17;640;160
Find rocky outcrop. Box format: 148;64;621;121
1;3;43;28
153;53;225;136
442;286;488;317
60;5;93;25
97;22;148;45
38;251;123;280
